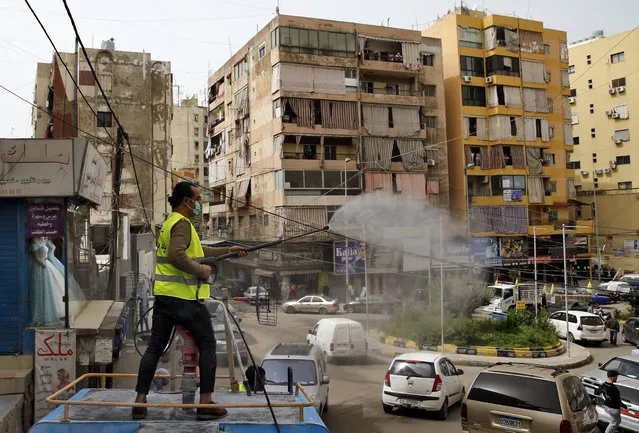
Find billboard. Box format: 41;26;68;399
333;241;365;275
471;236;502;266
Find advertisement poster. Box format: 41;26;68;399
624;240;639;257
27;201;64;238
35;329;76;421
500;237;528;259
333;241;365;275
471;236;502;266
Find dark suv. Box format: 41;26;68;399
343;296;401;314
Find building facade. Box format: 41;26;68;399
32;40;173;233
423;8;593;280
206;15;448;298
569;29;639;273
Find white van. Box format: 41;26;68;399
307;318;367;363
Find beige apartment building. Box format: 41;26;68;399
32;40;173;244
206;15;448;298
569;29;639;274
423;8;594;281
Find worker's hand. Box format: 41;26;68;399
229;246;248;257
200;265;213;279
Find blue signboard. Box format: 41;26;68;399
333;241;366;275
471;236;502;266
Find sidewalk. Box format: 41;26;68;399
367;330;592;370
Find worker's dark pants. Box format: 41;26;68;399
136;295;216;394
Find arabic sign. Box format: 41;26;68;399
34;329;76;421
77;143;109;204
471;236;502;265
27;201;64;238
334;241;365;275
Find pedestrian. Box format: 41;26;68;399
132;182;247;421
587;302;594;314
541;293;547;309
323;285;330;298
595;370;627;433
289;284;297;300
608;312;620;345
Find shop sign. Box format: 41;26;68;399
27;201;64;238
527;255;552;265
34;329;76;421
334;241;365;275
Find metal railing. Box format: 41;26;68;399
360;86;423;96
46;372;316;423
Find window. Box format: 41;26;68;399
424;116;437;128
570;88;577;97
588;79;593;89
390;360;435;378
544;153;556;165
279;26;356;58
460;55;485;77
615;129;630;141
619;181;633;190
194;140;199;149
458;26;483;48
510;116;517;137
544;44;551;55
611;52;625;64
548;210;558;221
462;85;486;107
491;175;526;196
567;161;581;169
568;65;575;74
262;359;317;386
271;28;279;48
258;45;266;59
325;145;337;160
612;77;626;87
586;54;592;65
547;98;554;113
249;215;257;228
468;117;478;136
233;56;248;80
422;54;434;66
344;69;357;79
485;55;520;77
194;114;199;122
591;128;596;138
424;85;436;97
617;155;631;165
467;372;562;415
96;111;112;127
546;181;557;195
194;127;199;136
589;104;594;114
573;136;580;145
263;214;269;226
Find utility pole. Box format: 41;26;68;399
439;216;444;354
592;177;602;282
108;126;126;300
73;37;79;135
562;224;570;358
533;226;538;317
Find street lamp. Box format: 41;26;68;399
344;158;351;302
464;163;474;263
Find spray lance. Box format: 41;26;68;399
176;225;330;406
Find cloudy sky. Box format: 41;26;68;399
0;0;637;137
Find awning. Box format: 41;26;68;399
234;179;250;208
254;268;276;277
280;268;325;276
360;34;417;44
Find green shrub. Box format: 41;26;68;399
382;304;559;348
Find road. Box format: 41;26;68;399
115;302;634;433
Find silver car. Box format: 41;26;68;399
282;296;339;314
581;355;639;432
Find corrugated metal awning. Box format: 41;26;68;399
279;269;325;276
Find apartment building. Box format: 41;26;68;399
423;8;593;280
206;15;448;298
32;40;173;236
569;29;639;273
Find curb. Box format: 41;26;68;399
376;332;566;359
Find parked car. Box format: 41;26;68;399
212;322;248;365
463;363;599;433
307;318;367;362
548;310;606;344
213;279;246;298
343;296;401;314
600;281;632;301
261;343;329;416
581;355;639;432
382;352;464;420
207;298;240;323
283;296;339;315
244;286;269;304
624;318;639;345
621;274;639;290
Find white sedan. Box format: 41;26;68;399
549;310;606;344
382;352;464;420
282;296;339;314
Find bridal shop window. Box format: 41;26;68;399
27;200;92;327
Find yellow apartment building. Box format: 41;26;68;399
569;29;639;274
206;15;448;298
424;8;594;281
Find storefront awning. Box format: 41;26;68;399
254;268;275;277
280;268;325;276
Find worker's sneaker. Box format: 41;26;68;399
131;399;147;420
197;402;228;420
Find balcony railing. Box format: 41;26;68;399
360;85;422;96
363;51;403;63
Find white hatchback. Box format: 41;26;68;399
381;352;464;420
549;310;606;344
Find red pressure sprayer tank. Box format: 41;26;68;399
176;322;201;407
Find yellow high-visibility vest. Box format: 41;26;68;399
154;212;210;300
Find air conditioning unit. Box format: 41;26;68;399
610;161;618;169
463;76;472;82
595;169;604;175
615;139;623;145
568;97;576;104
480;175;489;184
616;86;626;93
612;112;620;119
427;159;437;166
609;88;617;94
605;110;613;116
580;170;589;176
604;167;611;174
485;76;493;84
